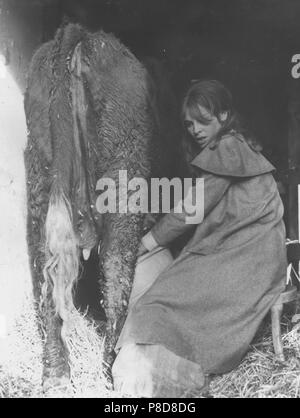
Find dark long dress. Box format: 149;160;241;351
114;133;287;395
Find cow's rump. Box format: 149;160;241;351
24;23;182;391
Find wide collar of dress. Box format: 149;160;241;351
190;132;275;177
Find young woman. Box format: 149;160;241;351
112;80;287;397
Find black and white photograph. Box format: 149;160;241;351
0;0;300;399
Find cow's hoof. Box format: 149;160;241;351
42;363;72;397
42;375;72;397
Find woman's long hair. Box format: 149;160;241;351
181;80;261;167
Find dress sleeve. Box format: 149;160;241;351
148;172;232;248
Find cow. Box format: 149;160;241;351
24;23;183;390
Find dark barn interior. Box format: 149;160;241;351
1;0;300;317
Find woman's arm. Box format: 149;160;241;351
142;172;232;250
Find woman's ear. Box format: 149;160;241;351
219;111;228;122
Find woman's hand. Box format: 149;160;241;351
142;213;157;233
137;242;148;257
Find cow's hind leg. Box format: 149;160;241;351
100;213;143;369
40;187;80;392
28;243;71;391
26;169;72;393
28;250;70;393
41;286;71;392
27;222;71;392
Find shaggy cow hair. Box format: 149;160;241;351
24;22;183;389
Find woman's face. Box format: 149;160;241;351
183;105;223;149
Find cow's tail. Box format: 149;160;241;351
41;23;85;341
42;184;79;340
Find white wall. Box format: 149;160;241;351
0;58;36;359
